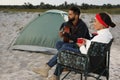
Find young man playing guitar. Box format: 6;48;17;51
33;6;90;79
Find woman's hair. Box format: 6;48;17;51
99;12;116;28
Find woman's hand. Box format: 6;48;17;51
77;43;83;47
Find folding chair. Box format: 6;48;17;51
57;39;113;80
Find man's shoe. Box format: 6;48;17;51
33;64;51;77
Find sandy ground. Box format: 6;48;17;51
0;11;120;80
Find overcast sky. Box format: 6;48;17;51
0;0;120;5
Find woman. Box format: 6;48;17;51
48;12;116;80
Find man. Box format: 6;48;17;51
33;6;90;79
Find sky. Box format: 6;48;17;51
0;0;120;5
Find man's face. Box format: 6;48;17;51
68;10;76;22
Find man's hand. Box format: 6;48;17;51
59;31;64;38
63;32;70;38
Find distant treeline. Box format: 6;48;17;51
0;1;120;9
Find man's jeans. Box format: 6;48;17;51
47;41;80;68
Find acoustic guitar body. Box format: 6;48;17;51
63;26;70;43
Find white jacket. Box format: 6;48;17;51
80;28;113;54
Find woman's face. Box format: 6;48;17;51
93;18;104;30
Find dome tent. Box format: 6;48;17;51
11;10;68;54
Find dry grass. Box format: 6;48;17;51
0;8;120;14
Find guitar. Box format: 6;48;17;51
62;26;70;43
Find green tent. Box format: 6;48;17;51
12;10;68;53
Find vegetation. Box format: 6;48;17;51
0;2;120;14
